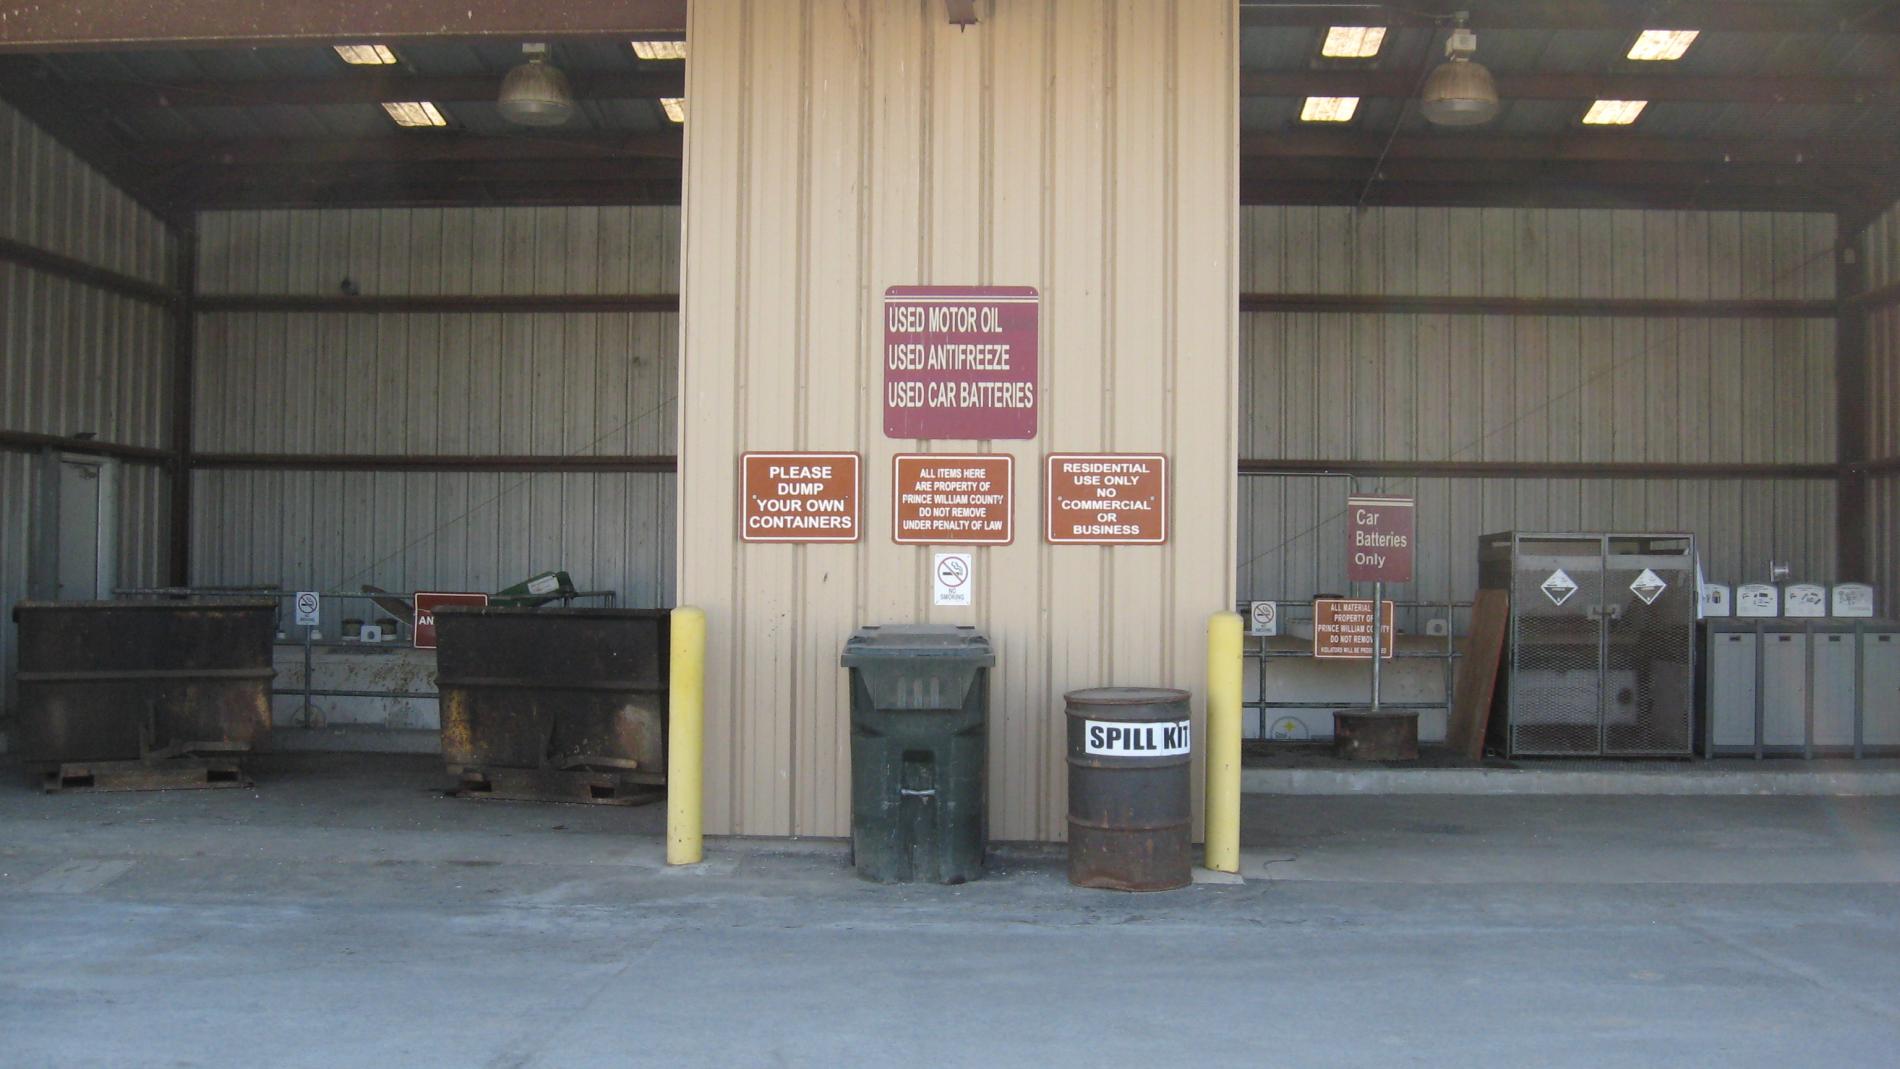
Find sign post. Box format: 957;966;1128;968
1346;494;1415;711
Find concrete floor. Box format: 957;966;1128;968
3;754;1899;1067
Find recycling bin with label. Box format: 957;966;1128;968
840;625;995;884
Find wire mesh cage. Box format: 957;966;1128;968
1479;532;1697;758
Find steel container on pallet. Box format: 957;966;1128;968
1064;687;1193;891
11;599;277;790
435;607;669;804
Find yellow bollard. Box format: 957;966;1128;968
667;606;707;866
1204;611;1243;874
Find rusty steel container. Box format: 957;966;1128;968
11;600;277;763
435;608;669;797
1064;686;1193;891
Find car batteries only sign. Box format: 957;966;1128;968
1346;494;1414;583
884;286;1039;439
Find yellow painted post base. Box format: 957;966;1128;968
667;606;706;866
1204;611;1243;874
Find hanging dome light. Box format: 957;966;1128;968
1420;26;1500;127
498;44;575;127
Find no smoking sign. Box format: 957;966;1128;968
933;552;973;607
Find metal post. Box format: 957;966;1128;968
1370;581;1384;711
667;606;707;866
301;617;315;728
1204;611;1244;875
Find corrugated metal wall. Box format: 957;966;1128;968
190;207;679;605
1864;205;1900;612
1238;206;1840;616
678;0;1238;841
0;100;175;721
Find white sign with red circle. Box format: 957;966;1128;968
933;552;973;607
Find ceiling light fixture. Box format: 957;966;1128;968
382;102;447;127
1582;99;1648;125
1300;96;1361;123
1320;26;1386;59
1420;19;1500;127
498;43;576;127
631;40;688;61
334;44;398;66
1627;30;1699;62
661;97;686;124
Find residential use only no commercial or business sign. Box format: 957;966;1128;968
884;286;1039;440
1044;453;1168;545
739;452;861;542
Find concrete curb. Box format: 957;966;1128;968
1242;767;1900;796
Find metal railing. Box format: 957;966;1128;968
1236;599;1471;740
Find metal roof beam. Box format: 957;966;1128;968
1242;70;1900;107
147;132;684;168
0;0;686;53
1237;178;1874;212
1243;132;1900;168
65;71;688;111
1238;1;1900;34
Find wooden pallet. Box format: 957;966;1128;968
451;766;662;806
43;757;252;793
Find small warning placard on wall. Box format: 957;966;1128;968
740;453;861;543
1313;598;1395;660
893;454;1013;545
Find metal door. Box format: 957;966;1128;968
1509;536;1606;756
1602;536;1695;755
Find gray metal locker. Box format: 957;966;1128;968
1706;629;1757;753
1761;629;1807;751
1866;632;1900;750
1702;621;1900;758
1811;627;1858;752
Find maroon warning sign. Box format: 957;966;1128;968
1346;494;1415;584
884;286;1039;439
413;591;488;650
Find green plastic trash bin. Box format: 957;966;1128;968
841;625;995;884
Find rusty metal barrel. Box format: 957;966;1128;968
11;599;277;764
1064;687;1193;891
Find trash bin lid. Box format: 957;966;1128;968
841;624;995;667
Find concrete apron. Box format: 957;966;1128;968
1244;760;1900;796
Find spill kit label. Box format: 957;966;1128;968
1084;719;1191;757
